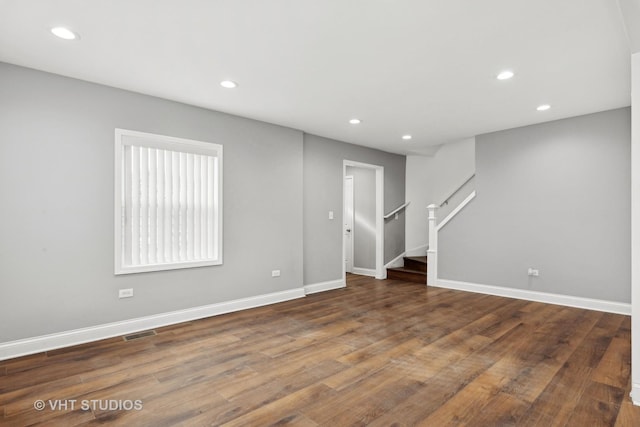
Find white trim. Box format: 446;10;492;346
406;244;428;257
427;204;438;287
435;279;631;315
632;385;640;406
436;191;476;231
352;267;377;277
385;251;406;269
344;175;354;274
114;128;224;275
0;288;305;361
343;160;385;281
631;52;640;406
384;201;410;219
375;167;384;279
304;278;346;295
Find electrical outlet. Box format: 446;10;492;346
272;270;281;277
119;288;134;298
527;268;539;277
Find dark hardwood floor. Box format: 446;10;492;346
1;274;639;426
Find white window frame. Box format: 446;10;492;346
114;128;223;275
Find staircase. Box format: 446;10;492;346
386;256;427;284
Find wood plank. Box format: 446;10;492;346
500;308;602;403
592;337;631;389
322;337;424;391
416;373;507;425
321;373;424;425
0;274;636;426
213;383;334;427
386;267;426;283
516;317;626;426
469;392;529;427
566;382;621;427
615;400;640;427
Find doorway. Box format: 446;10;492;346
342;160;384;281
344;176;354;273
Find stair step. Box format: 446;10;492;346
404;256;427;272
386;267;427;284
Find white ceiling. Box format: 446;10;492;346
0;0;632;155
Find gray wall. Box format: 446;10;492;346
405;138;475;254
0;63;304;342
346;166;376;269
439;108;631;303
303;134;406;285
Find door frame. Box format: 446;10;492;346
342;160;384;281
344;175;354;273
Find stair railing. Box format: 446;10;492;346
427;174;477;286
384;201;410;220
438;173;475;207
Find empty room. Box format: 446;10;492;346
2;0;640;425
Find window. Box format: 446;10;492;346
115;129;222;274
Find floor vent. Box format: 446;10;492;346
122;330;157;341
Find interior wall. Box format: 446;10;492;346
0;62;304;342
405;138;475;254
346;166;376;270
405;155;433;254
439;108;631;303
615;1;640;403
631;51;640;403
303;134;406;285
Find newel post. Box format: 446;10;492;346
427;204;438;286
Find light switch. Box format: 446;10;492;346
329;211;334;220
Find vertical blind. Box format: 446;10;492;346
121;144;219;268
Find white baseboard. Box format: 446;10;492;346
0;288;306;362
352;267;377;277
435;279;631;315
304;278;346;295
632;385;640;406
384;252;406;269
406;244;428;257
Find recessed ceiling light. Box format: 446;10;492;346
497;70;514;80
349;118;361;125
220;80;238;89
536;104;551;111
51;27;79;40
402;135;412;140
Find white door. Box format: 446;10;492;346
344;176;354;273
